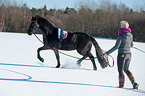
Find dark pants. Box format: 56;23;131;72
117;53;132;77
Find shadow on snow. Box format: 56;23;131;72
0;78;145;94
0;62;145;94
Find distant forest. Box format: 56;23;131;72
0;0;145;42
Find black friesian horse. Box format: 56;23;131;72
27;15;108;70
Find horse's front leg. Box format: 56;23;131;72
52;48;61;68
37;46;49;62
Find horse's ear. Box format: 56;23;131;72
35;15;39;20
32;16;34;19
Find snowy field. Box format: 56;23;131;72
0;32;145;96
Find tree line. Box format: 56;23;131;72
0;0;145;42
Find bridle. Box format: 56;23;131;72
28;20;55;35
28;21;39;33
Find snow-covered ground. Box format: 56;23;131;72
0;32;145;96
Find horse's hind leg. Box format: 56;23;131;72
53;48;61;68
88;53;97;71
37;46;48;62
77;56;87;67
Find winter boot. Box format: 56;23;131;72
128;73;139;89
133;83;139;89
119;76;125;88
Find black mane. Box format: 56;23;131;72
36;15;56;29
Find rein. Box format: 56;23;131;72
134;47;145;53
33;33;114;67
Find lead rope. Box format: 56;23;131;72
33;33;114;67
106;55;114;67
134;47;145;53
33;33;43;44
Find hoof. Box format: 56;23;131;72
94;68;97;71
77;63;81;67
40;58;44;62
56;65;60;68
77;64;81;68
77;60;81;65
77;60;81;67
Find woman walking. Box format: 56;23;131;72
104;21;139;89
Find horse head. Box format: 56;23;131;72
27;15;56;35
27;16;39;35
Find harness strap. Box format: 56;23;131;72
58;28;68;49
59;30;63;49
58;28;64;49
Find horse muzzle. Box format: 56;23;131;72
27;28;34;35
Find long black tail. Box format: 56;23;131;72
91;37;108;69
